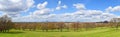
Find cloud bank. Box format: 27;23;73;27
0;0;120;22
0;0;34;17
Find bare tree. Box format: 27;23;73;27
0;15;13;32
110;18;120;30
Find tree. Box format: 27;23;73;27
72;22;79;31
110;18;120;30
57;22;64;32
0;15;13;32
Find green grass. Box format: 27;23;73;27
0;28;120;37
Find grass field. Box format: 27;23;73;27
0;28;120;37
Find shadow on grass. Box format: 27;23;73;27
35;30;96;32
35;30;70;32
0;32;25;34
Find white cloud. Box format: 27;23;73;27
73;3;86;10
87;10;102;15
62;5;67;9
105;6;112;13
106;6;120;12
33;8;52;15
37;1;48;9
55;1;67;10
32;1;54;16
58;1;61;5
112;6;120;12
47;14;56;18
12;13;57;22
56;6;61;10
56;5;67;10
12;3;118;22
9;0;21;3
13;10;116;22
0;0;34;16
73;10;102;16
73;10;85;15
100;13;116;21
57;9;116;22
101;13;115;18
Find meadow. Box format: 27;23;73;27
0;28;120;37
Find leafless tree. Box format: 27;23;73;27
0;15;13;32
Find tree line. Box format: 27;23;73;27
13;22;119;32
0;15;120;32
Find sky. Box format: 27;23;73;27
0;0;120;22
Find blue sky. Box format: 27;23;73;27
0;0;120;22
31;0;120;15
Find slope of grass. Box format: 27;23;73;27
0;28;120;37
